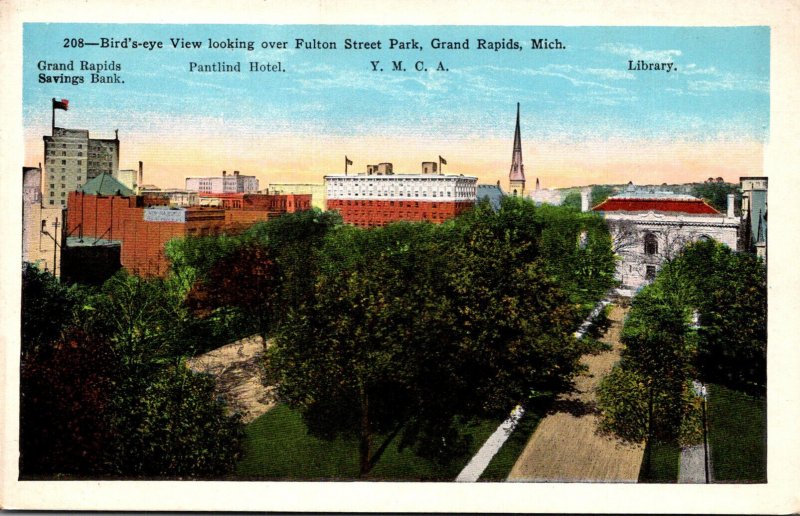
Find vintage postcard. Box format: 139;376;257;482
1;0;798;512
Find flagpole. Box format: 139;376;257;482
345;156;348;175
51;98;55;135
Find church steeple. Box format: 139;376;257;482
509;103;526;196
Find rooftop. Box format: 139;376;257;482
79;173;134;196
593;196;720;215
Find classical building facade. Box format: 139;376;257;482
325;162;478;228
592;189;739;292
42;127;119;208
185;170;259;194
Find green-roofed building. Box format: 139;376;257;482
79;173;134;197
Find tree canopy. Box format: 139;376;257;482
266;197;616;474
597;238;766;449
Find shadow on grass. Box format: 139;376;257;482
707;383;766;483
235;404;505;481
638;440;681;483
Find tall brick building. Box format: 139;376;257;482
65;179;311;278
325;162;478;228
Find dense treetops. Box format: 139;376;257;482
22;198;618;478
597;239;766;446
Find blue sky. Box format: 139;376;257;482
23;24;770;187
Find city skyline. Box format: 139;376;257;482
24;25;769;189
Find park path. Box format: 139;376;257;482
507;304;645;482
186;335;275;423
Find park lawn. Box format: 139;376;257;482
707;383;766;482
235;404;502;481
479;408;544;481
638;440;681;483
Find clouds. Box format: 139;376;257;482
600;43;683;62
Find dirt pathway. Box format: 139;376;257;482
186;335;275;423
507;304;645;482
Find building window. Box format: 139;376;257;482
61;160;66;165
645;265;657;280
644;233;658;255
49;200;54;205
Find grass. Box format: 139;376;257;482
707;383;766;482
638;440;681;483
235;404;505;481
479;408;543;481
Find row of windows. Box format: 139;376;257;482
338;200;453;209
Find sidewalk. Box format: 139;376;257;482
507;305;644;482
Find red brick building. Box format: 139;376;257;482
325;163;478;228
66;185;312;277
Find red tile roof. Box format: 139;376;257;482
593;198;720;215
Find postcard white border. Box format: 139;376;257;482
1;0;798;513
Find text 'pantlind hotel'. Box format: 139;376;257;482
325;161;478;228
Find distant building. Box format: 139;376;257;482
593;187;739;292
529;177;563;206
740;176;767;262
43;126;119;208
199;192;312;226
477;183;505;212
185;170;259;194
325;162;478;228
140;187;200;208
116;169;139;192
22;167;64;276
269;182;327;210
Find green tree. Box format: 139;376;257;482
89;271;245;478
590;185;616;207
691;181;739;214
20;266;115;477
268;208;591;474
561;191;582;210
21;263;81;354
658;240;767;393
186;243;279;348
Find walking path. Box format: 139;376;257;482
678;445;707;483
186;335;274;423
507;305;645;482
455;405;525;482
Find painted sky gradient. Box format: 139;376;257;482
23;24;769;189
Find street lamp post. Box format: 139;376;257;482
40;217;62;277
701;383;709;484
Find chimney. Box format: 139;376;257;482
727;193;735;218
138;161;143;190
581;189;590;212
234;170;240;176
223;170;227;177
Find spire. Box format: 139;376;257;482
756;209;765;243
509;103;525;183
